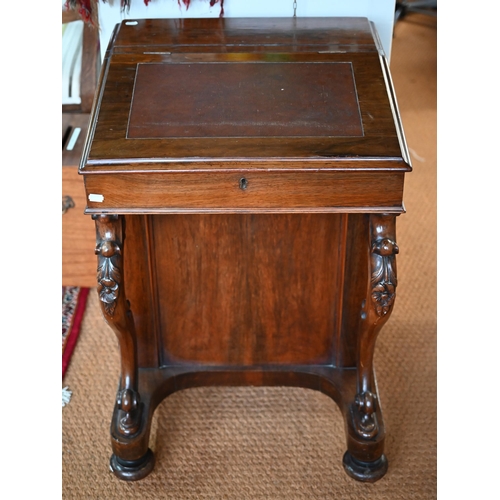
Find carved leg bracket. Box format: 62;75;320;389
351;214;398;442
93;215;143;437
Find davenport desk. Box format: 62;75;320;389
79;17;411;483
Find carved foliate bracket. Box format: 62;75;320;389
93;214;142;436
371;238;399;317
95;240;122;316
352;214;398;440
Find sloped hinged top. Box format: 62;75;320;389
80;17;410;174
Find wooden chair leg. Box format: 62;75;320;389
343;213;398;482
93;214;154;480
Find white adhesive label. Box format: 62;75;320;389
88;194;104;202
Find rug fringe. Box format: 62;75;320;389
62;386;73;407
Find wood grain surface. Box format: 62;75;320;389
62;166;96;287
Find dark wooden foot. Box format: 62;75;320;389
342;451;388;482
110;449;155;481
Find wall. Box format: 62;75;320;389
95;0;396;61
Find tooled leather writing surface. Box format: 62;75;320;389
128;62;363;139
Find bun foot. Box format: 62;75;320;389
342;451;388;482
110;449;155;481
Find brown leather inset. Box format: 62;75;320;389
127;62;363;138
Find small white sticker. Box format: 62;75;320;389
88;194;104;202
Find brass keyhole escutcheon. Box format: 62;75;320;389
239;177;248;190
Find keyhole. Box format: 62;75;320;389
239;177;248;190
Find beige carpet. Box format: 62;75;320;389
62;14;437;499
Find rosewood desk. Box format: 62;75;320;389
80;17;411;483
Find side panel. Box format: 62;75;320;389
123;215;160;368
338;214;369;368
151;214;348;366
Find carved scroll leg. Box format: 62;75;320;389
93;215;154;481
343;214;398;482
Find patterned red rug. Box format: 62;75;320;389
62;286;90;380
